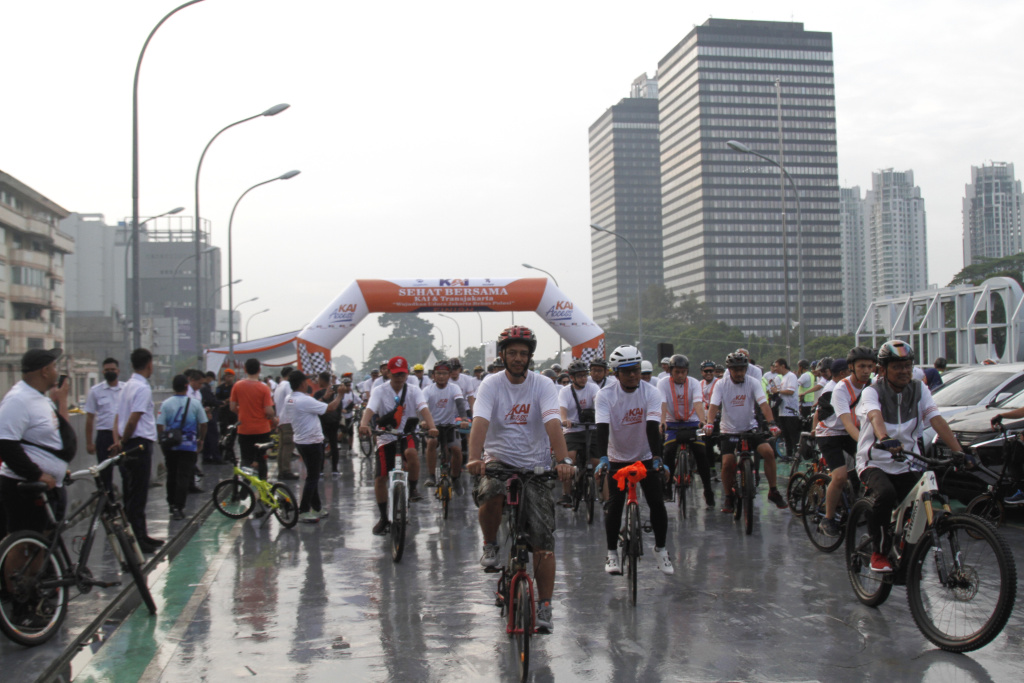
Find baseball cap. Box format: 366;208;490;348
388;356;409;375
222;368;236;375
21;347;62;374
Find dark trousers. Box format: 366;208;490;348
604;461;668;550
322;420;340;471
95;429;116;494
238;432;271;481
166;449;198;510
663;438;713;492
1;475;66;535
777;415;802;459
297;443;323;513
861;467;923;554
119;437;153;540
202;417;220;462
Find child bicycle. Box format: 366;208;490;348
0;445;156;647
846;448;1017;652
212;442;298;528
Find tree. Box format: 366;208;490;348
802;334;856;362
361;313;441;375
949;253;1024;287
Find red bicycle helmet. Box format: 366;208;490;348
497;326;537;354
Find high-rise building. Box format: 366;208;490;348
840;187;869;333
589;73;663;328
963;162;1023;266
657;19;842;339
864;169;928;301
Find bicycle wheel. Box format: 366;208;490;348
733;484;743;521
270;483;298;528
510;573;532;681
626;505;640;606
906;513;1017;652
802;474;843;553
0;530;69;647
741;459;754;535
966;492;1005;528
845;498;892;607
786;471;808;517
439;475;451;520
212;479;256;519
677;459;688;516
112;524;157;615
571;470;583;512
359;435;372;457
585;474;596;525
391;483;407;563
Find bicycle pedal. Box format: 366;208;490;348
483;566;501;574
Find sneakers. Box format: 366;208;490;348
279;472;300;481
409;490;423;502
655;547;674;575
318;508;330;519
605;552;622;575
1004;489;1024;506
818;518;841;538
721;495;735;514
169;506;185;521
870;552;893;573
767;488;789;509
372;518;390;536
332;470;341;478
535;600;553;633
704;489;715;509
299;510;320;524
480;542;501;568
424;476;437;487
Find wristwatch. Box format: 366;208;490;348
561;458;574;466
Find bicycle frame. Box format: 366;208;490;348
499;474;536;636
233;466;275;506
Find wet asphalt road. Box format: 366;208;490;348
8;447;1024;682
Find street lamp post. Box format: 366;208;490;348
433;324;446;357
226;170;301;363
438;314;461;359
132;0;206;349
193;103;290;362
123;207;184;357
590;224;643;353
245;308;270;341
727;139;804;358
208;279;241;309
523;263;563;363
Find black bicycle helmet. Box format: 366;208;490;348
447;357;463;369
877;340;914;366
724;352;749;368
492;356;505;369
700;359;716;370
668;354;690;369
567;359;589;375
590;358;609;370
818;356;835;372
541;368;557;379
846;346;877;365
496;326;537;354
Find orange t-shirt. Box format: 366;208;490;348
230;379;274;435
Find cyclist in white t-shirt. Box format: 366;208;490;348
558;359;600;504
596;345;674;576
422;360;469;490
588;358;618;390
658;354;713;508
467;326;573;634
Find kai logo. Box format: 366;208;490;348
439;278;469;286
621;407;644;426
546;300;573;321
328;303;357;323
504;403;531;424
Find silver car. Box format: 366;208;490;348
923;363;1024;454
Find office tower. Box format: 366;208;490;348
865;169;928;300
840;187;869;332
963;162;1023;266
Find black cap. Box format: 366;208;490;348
21;347;62;374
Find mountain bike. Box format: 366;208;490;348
212;442;298;528
356;405;373;457
485;463;558;683
665;426;699;517
373;429;411;562
567;421;598;523
786;433;824;516
801;471;856;552
729;431;767;535
432;424;458;520
0;445;156;647
846;451;1017;652
613;461;652;606
964;424;1024;527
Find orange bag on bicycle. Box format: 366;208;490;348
613;461;648;491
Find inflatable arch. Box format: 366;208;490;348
292;278;605;374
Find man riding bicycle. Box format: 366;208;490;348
423;360;469;492
467;326;573;633
658;354;713;509
558;359;600;506
705;352;788;513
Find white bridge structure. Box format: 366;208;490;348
855;277;1024;365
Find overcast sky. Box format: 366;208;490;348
4;0;1023;364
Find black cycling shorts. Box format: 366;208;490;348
818;434;856;471
376;436;416;478
719;433;768;455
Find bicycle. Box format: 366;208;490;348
786;436;826;516
723;431;770;535
432;424;459;520
0;445;157;647
664;426;700;517
372;428;411;562
212;442;298;529
964;424;1024;527
484;463;558;682
566;421;599;524
801;470;857;552
611;461;653;606
846;450;1017;652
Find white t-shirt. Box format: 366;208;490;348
286;391;329;445
475;371;560;469
423;381;464;424
779;372;800;417
453;373;477;401
655;371;671;384
700;378;718;408
819;377;864;438
762;371;779;393
368;381;427;446
746;364;763;382
855;382;939;476
117;373;157;441
340;391;356;418
273;381;293;425
588;375;619;390
558;382;600;433
657;375;703;423
0;381;69;484
814;379;839;436
710;375;767;434
84;381;124;431
596;381;662;463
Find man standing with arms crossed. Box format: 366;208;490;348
85;357;124;494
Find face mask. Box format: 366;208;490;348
104;371;118;383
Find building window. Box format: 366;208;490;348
51;310;61;328
11;266;46;288
0;300;5;318
27;337;45;350
0;336;7;354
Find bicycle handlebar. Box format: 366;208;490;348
67;444;145;483
484;462;560;481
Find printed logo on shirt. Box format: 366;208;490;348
434;398;449;411
730;394;747;408
504;404;531;424
621;407;644;426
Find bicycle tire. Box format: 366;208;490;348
845;498;892;607
270;483;299;528
439;475;450;520
571;470;583;512
112;524;157;615
359;435;373;457
786;471;808;517
740;459;754;535
0;530;69;647
802;474;844;553
511;573;532;682
212;479;256;519
906;513;1017;652
391;482;407;563
585;475;596;524
733;484;743;521
966;493;1005;528
626;505;640;606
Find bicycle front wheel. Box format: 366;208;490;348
439;475;451;520
803;474;844;553
845;498;892;607
359;435;373;457
966;492;1005;528
270;483;298;528
585;474;596;524
741;459;754;535
786;471;808;517
212;479;256;519
626;505;640;605
0;530;69;647
511;574;532;682
391;483;407;563
906;513;1017;652
113;524;157;615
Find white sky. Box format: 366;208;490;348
4;0;1023;364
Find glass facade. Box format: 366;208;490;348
658;19;842;338
864;169;928;302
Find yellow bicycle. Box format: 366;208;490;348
213;443;298;528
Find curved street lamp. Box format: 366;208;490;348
590;224;642;352
523;263;563;362
246;308;270;341
438;313;461;359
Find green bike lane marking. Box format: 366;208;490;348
74;513;242;683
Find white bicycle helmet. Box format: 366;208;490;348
609;345;643;371
640;360;654;373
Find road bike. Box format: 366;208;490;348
664;425;700;517
373;429;411;562
567;421;598;523
846;450;1017;652
613;461;653;606
484;463;558;682
212;442;298;528
801;471;857;552
432;424;459;520
728;431;768;535
0;446;156;647
964;424;1024;527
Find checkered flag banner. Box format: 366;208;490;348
577;339;605;364
297;340;331;376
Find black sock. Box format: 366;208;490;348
410;480;418;494
378;502;387;519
